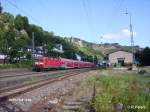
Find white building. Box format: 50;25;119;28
53;44;64;53
108;50;133;66
0;53;7;63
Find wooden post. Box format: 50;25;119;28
90;82;96;112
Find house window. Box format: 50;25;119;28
117;58;125;66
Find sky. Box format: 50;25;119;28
1;0;150;47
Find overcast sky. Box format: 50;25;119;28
1;0;150;47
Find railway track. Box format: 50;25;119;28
0;68;90;79
0;68;38;79
0;69;92;101
0;72;42;79
0;69;85;93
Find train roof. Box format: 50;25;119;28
60;58;93;63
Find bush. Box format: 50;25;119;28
0;64;17;69
87;70;150;112
138;70;147;74
0;60;33;69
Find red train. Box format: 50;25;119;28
33;57;96;71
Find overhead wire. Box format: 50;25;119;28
100;0;125;44
85;0;98;42
82;0;125;44
82;0;96;42
105;0;125;32
5;0;48;29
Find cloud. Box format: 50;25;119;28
101;34;121;39
101;29;136;40
122;29;136;37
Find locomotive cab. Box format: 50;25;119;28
33;57;44;71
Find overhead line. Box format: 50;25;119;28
106;0;124;32
82;0;96;41
5;0;47;29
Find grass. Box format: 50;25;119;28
87;69;150;112
0;64;19;69
0;60;32;69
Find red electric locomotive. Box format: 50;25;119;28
33;57;95;71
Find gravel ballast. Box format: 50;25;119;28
4;70;97;112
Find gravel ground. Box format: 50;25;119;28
0;68;31;75
6;70;97;112
0;69;87;89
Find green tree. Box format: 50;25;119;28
0;2;3;14
0;12;28;63
64;50;77;60
0;30;16;63
0;13;14;53
3;12;14;24
14;14;29;31
135;47;150;65
10;36;27;63
27;24;45;46
94;55;98;64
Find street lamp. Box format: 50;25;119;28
124;10;135;64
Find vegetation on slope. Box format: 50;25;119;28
76;43;103;59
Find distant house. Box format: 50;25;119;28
53;44;64;53
25;46;43;58
108;50;133;66
34;47;44;58
26;44;64;58
0;53;8;64
65;37;83;47
75;54;81;61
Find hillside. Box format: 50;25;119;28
64;37;103;59
0;9;101;63
65;37;141;56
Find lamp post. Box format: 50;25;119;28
32;32;35;65
124;11;135;65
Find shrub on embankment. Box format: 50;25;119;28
0;60;32;69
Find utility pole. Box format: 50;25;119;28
93;56;94;63
124;10;135;64
32;32;35;65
